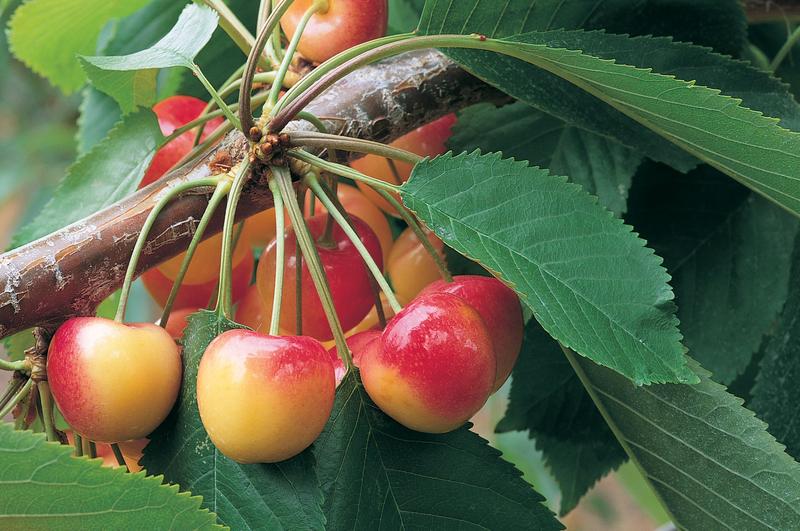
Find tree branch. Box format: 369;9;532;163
0;50;500;339
745;0;800;22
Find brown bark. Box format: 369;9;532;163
745;0;800;21
0;50;499;339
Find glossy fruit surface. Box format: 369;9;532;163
236;284;269;334
197;329;335;463
158;231;251;285
352;114;456;215
328;330;381;386
141;96;224;187
163;307;198;340
280;0;388;64
143;249;253;309
360;292;495;433
421;275;524;390
256;214;383;341
387;227;446;302
47;317;182;443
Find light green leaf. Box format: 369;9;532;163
0;423;219;529
450;102;641;215
141;310;325;530
570;353;800;529
402;151;695;385
315;371;562;530
81;4;217;112
11;109;162;248
7;0;149;93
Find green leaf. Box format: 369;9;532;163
81;4;217;112
7;0;149;93
76;88;121;155
315;371;562;530
569;353;800;529
141;310;325;530
750;237;800;460
402;151;695;385
0;423;219;529
388;0;425;34
11;109;162;248
626;163;799;383
450;102;641;215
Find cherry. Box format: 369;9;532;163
344;291;404;338
142;248;253;309
64;431;146;472
352;114;456;216
162;307;199;340
197;329;335;463
47;317;182;443
420;276;524;391
140;96;224;187
327;330;381;386
255;214;383;341
360;292;495;433
157;231;251;286
387;226;446;302
280;0;388;64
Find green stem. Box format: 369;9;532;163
295;188;305;335
116;178;222;323
216;160;252;318
270;0;285;63
74;433;84;457
288;150;399;192
239;0;297;135
377;189;452;282
193;66;260;146
176;120;236;172
271;32;414;120
88;441;97;459
287;131;421;163
111;443;129;472
159;180;231;327
306;174;402;313
0;359;29;372
268;177;286;336
275;166;352;366
0;377;32;420
268;1;320;107
771;24;800;71
36;382;57;442
295;111;329;133
192;65;241;131
0;378;24;412
199;0;271;70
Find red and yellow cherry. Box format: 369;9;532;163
255;214;383;341
64;431;147;472
280;0;388;64
141;96;224;187
327;330;381;386
387;226;446;302
306;184;393;265
142;248;253;309
157;230;251;286
162;307;199;340
47;317;182;443
197;329;335;463
352;114;456;216
236;284;269;334
242;208;282;248
420;275;523;391
360;292;495;433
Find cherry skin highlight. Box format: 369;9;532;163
360;292;495;433
280;0;388;64
255;214;383;341
141;95;224;187
353;113;456;216
197;329;335;463
420;275;524;391
47;317;182;443
387;226;446;302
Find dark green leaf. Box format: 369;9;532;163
76;88;121;155
81;4;217;112
141;310;325;530
626;163;798;383
0;423;219;529
402;151;695;385
388;0;425;34
450;102;641;215
315;371;562;530
12;109;162;248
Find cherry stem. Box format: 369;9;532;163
287;132;421;164
200;0;274;70
772;25;800;71
295;111;329;133
74;433;84;457
36;381;57;442
274;166;353;367
216;159;252;318
159;179;231;328
111;443;129;472
0;377;32;420
176;120;236;172
295;188;305;335
192;65;241;131
0;358;29;372
268;177;286;336
0;377;24;412
87;441;97;459
377;189;452;282
306;174;402;314
240;0;297;135
116;177;223;323
288;150;399;192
